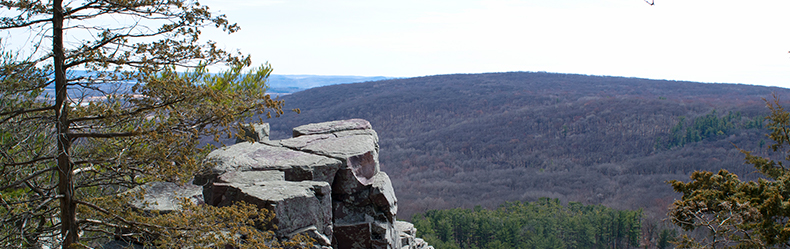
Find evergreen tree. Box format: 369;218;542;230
412;199;642;248
0;0;297;248
669;95;790;248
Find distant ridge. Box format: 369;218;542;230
41;71;391;96
266;71;790;220
267;74;391;94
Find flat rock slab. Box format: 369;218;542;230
279;134;336;149
300;134;379;159
293;119;372;137
278;132;381;196
127;182;203;213
205;142;342;184
217;170;284;184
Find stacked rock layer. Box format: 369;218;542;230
192;119;431;249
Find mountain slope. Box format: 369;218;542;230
266;72;790;220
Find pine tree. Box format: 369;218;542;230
0;0;297;248
669;95;790;248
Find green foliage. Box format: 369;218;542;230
657;229;677;249
412;198;642;249
0;0;300;248
668;95;790;248
664;110;764;148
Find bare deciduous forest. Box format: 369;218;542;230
261;72;790;222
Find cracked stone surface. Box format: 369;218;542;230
292;119;372;137
192;119;429;249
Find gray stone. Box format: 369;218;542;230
202;142;342;185
370;172;398;222
413;238;434;249
371;220;400;249
333;222;371;249
194;119;432;249
394;221;415;236
282;123;381;198
216;170;284;184
279;133;336;150
333;151;380;195
301;134;379;160
395;221;416;249
204;181;332;239
235;123;270;143
293;119;372;137
127;182;203;214
261;139;284;147
287;225;332;247
333;129;380;144
333;200;375;225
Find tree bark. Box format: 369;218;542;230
53;0;78;247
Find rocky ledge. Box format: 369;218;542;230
128;119;432;249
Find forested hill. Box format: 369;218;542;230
265;71;790;220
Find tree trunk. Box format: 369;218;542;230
53;0;78;247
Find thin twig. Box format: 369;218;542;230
0;166;58;191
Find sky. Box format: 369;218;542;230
193;0;790;88
3;0;788;88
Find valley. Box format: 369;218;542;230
263;72;790;221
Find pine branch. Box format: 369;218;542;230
0;166;58;191
0;105;56;124
68;131;145;139
1;156;55;167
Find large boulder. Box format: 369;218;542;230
198;142;342;185
204;180;333;244
194;119;430;249
278;126;381;197
215;170;284;184
332;171;397;226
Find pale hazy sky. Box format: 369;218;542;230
194;0;790;88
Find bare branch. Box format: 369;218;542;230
68;131;145;139
0;105;55;124
62;0;102;16
1;156;55;167
69;97;184;123
0;17;53;30
0;166;58;192
74;199;168;236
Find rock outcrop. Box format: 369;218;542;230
191;119;432;249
